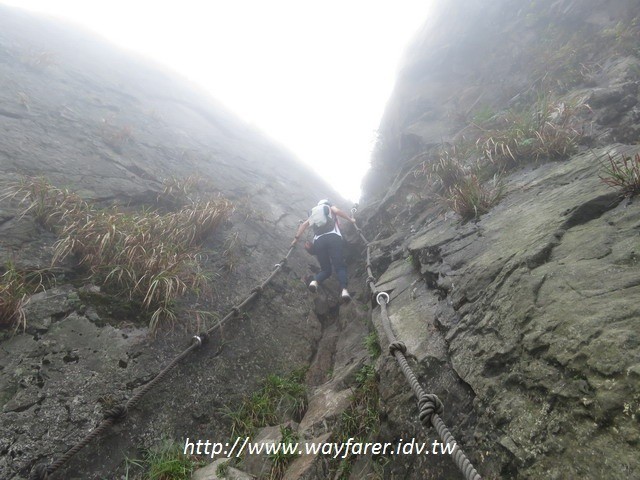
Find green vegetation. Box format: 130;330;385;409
471;105;496;125
13;177;232;331
338;365;380;442
523;6;639;91
215;461;230;478
419;146;473;193
418;154;504;221
332;364;381;479
528;27;598;91
126;441;203;480
416;93;586;220
224;367;308;438
475;95;582;166
411;1;634;223
268;425;300;480
445;174;504;220
0;263;47;332
364;331;381;359
159;175;213;206
600;152;640;197
601;17;640;57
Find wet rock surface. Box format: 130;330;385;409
190;291;371;480
362;148;640;478
0;6;344;479
358;1;640;478
3;1;640;479
401;148;639;478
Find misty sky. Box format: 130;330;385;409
2;1;434;201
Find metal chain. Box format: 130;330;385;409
352;211;482;480
29;246;295;479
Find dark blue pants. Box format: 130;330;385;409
313;233;347;289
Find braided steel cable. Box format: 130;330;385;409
125;340;201;412
432;414;483;480
352;213;481;480
29;246;296;479
378;287;481;480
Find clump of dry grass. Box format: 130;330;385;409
600;152;640;197
160;175;200;200
444;174;504;220
413;92;588;221
16;177;86;225
158;175;216;207
416;146;503;220
14;178;233;331
417;147;473;193
600;17;640;57
0;263;46;333
476;95;585;165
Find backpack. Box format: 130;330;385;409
309;204;335;235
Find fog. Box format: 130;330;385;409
2;0;435;201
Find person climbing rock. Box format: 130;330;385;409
291;199;355;303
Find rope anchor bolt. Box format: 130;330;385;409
376;291;390;305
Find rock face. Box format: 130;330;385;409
3;1;640;479
0;6;349;480
359;0;640;479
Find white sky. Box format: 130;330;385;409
1;1;433;201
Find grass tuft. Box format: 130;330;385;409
158;175;215;207
476;95;584;166
600;152;640;197
99;116;134;153
413;92;587;220
127;441;203;480
444;174;504;221
268;425;300;480
225;367;308;439
13;178;232;331
364;331;381;359
339;365;380;443
0;263;46;333
331;364;380;479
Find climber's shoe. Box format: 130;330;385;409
341;288;351;304
308;280;318;293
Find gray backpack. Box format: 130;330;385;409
309;204;335;235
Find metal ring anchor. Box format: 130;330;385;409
192;335;203;347
376;292;390;305
274;263;281;269
351;207;358;215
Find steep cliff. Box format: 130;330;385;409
0;6;362;480
3;1;640;480
360;0;640;478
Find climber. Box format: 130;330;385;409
291;199;356;303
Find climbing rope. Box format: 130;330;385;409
28;247;296;480
352;210;482;480
29;209;481;480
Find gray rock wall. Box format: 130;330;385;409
360;0;640;478
3;1;640;479
0;6;346;479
